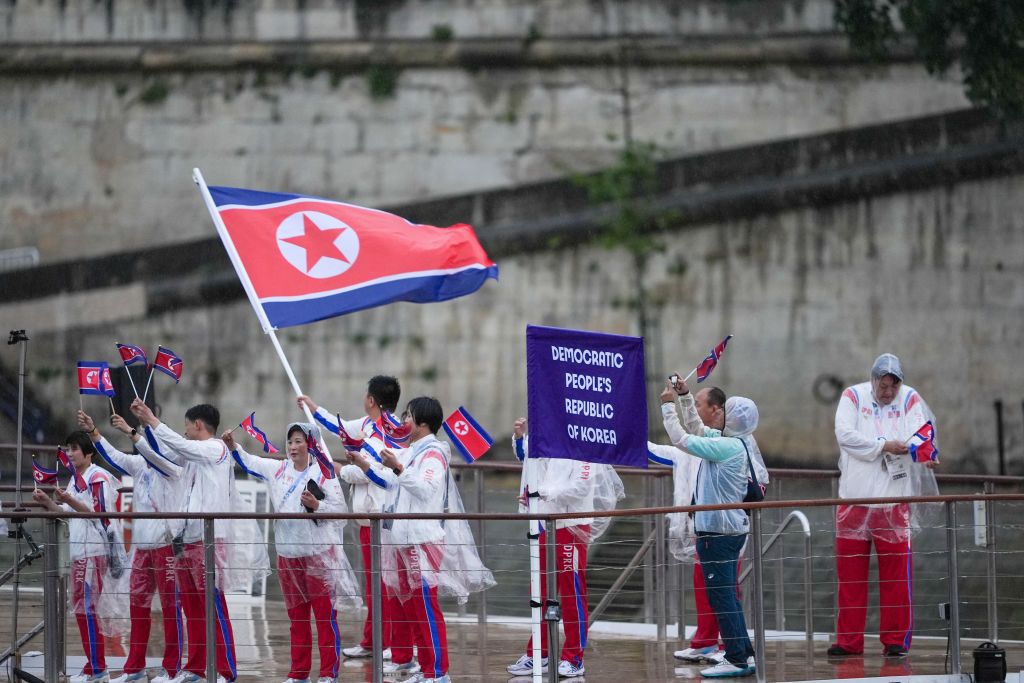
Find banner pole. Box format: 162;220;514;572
141;366;155;403
528;455;543;683
193;167;332;458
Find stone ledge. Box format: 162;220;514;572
0;34;918;75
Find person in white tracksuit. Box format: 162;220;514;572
829;353;938;658
33;430;128;683
129;398;269;683
224;422;360;683
506;417;603;679
79;410;186;683
297;375;402;659
346;397;493;683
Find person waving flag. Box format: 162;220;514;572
239;412;279;454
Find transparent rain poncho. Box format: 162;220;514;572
588;464;626;542
382;439;495;604
835;383;940;544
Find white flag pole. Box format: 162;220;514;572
528;453;543;683
192;168;332;458
140;365;155;403
115;345;141;399
682;367;697;383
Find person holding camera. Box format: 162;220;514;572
224;422;358;683
654;378;768;666
130;398;269;683
33;430;127;683
77;409;186;683
660;383;762;678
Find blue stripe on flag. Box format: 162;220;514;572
260;267;499;328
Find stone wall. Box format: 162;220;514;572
9;164;1023;470
1;0;837;42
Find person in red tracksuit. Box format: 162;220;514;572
80;410;186;683
506;418;596;679
34;431;126;683
225;422;358;683
829;353;939;659
131;398;270;683
297;375;402;661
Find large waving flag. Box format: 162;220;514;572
695;334;733;383
909;421;939;462
442;406;494;464
240;412;279;454
202;184;498;329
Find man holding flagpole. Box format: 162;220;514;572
829;353;939;658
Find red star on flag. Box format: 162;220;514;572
283;214;349;272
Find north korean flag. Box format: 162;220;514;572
307;432;336;479
695;334;733;383
240;411;279;454
32;457;58;486
56;447;87;491
116;342;147;367
153;346;184;382
442;406;494;464
909;421;939;463
207;185;499;329
78;361;114;396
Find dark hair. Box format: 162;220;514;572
64;431;96;457
406;397;443;434
368;375;401;413
287;424;307;440
185;404;220;433
706;386;727;410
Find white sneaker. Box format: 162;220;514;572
150;670;175;683
382;660;420;675
281;679;309;683
506;655;549;675
316;678;337;683
419;676;451;683
342;645;372;658
557;660;585;677
110;673;149;683
674;645;725;663
700;660;755;677
168;674;203;683
70;672;110;683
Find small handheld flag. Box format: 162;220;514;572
116;342;147;367
694;335;733;384
77;361;111;396
442;406;494;464
56;447;87;491
909;421;939;462
32;457;57;486
240;412;279;454
381;412;413;444
336;416;366;452
153;346;184;382
307;432;336;479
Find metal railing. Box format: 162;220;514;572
2;491;1022;683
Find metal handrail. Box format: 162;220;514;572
738;510;813;642
7;491;1024;522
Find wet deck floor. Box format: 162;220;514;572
2;597;1020;682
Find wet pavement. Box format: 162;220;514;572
3;595;1021;682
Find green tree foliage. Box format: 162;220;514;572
835;0;1024;115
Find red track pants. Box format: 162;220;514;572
123;545;182;676
388;545;448;679
278;555;341;680
835;505;914;653
525;525;590;667
358;525;393;649
176;541;238;681
71;556;107;676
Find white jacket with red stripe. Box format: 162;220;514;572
835;381;929;501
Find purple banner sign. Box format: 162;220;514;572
526;324;648;467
